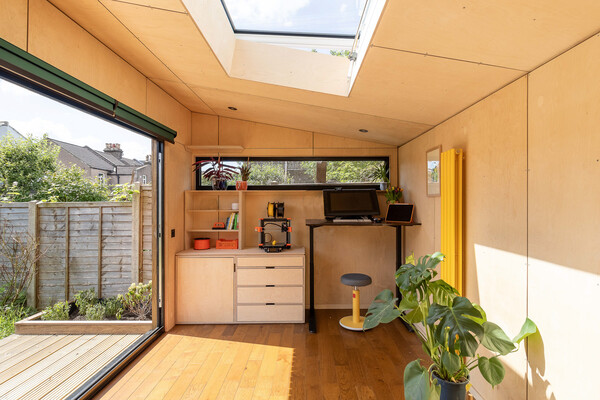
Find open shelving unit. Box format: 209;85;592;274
184;190;244;249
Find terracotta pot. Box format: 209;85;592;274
236;180;248;190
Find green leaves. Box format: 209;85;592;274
395;253;444;295
403;360;440;400
478;356;505;387
427;297;483;357
481;322;515;355
441;351;461;376
429;279;459;306
513;318;538;344
363;289;401;330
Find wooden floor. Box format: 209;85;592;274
95;310;425;400
0;333;141;400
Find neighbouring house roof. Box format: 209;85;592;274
0;121;25;141
49;138;115;171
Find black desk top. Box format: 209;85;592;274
305;219;421;227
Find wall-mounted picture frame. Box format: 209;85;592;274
426;146;441;197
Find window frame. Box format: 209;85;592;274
195;156;389;190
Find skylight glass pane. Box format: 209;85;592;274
222;0;366;37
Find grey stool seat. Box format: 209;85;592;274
341;273;372;287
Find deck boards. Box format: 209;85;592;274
95;310;426;399
0;333;141;399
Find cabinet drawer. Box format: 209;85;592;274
237;256;304;267
237;268;303;286
237;286;303;304
237;304;304;322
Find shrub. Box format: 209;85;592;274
0;305;34;339
109;183;139;202
41;301;70;320
0;221;41;307
85;303;106;321
119;281;152;320
103;297;124;320
74;288;98;316
44;165;109;202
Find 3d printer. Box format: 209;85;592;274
255;202;292;253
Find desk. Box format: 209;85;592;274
305;219;421;333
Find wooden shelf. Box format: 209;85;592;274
187;229;239;233
186;209;239;213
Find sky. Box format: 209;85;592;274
224;0;366;35
0;78;152;160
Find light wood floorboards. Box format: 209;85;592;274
94;310;425;400
0;333;141;400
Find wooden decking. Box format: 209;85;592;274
0;333;141;399
95;310;425;399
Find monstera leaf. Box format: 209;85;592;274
478;356;505;387
404;360;440;400
395;253;444;294
513;318;538;344
426;296;483;357
429;279;459;306
481;322;515;355
364;289;401;330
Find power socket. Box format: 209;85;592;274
170;229;175;238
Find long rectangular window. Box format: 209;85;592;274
195;156;388;190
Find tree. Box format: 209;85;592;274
42;165;109;202
0;134;59;202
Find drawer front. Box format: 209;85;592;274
237;256;304;267
237;304;305;322
237;286;303;304
237;268;303;286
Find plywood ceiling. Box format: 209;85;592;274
48;0;600;145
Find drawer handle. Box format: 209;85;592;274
266;302;275;305
265;266;275;269
266;284;275;287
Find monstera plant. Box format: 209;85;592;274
364;253;537;400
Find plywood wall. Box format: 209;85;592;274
398;34;600;400
190;114;400;308
399;77;529;400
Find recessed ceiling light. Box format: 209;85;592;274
228;106;237;111
359;128;368;133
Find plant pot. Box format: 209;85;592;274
236;180;248;190
380;182;388;190
211;179;228;190
434;373;469;400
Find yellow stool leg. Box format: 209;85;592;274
340;286;369;331
352;288;360;324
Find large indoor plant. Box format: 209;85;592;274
364;253;537;400
192;157;239;190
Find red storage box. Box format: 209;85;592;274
216;239;238;249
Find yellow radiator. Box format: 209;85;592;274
441;148;464;294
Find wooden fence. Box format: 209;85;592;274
0;185;154;308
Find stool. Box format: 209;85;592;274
339;273;372;331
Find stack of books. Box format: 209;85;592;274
225;212;238;230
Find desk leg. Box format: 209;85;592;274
309;226;316;333
396;226;413;332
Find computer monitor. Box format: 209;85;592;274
323;189;380;219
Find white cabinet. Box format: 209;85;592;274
175;256;234;324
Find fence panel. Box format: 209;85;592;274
0;186;154;308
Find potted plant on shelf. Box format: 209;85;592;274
192;157;239;190
385;185;403;203
236;159;251;190
374;163;390;190
364;253;537;400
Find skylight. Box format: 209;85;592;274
221;0;366;38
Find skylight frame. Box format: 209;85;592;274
220;0;360;40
